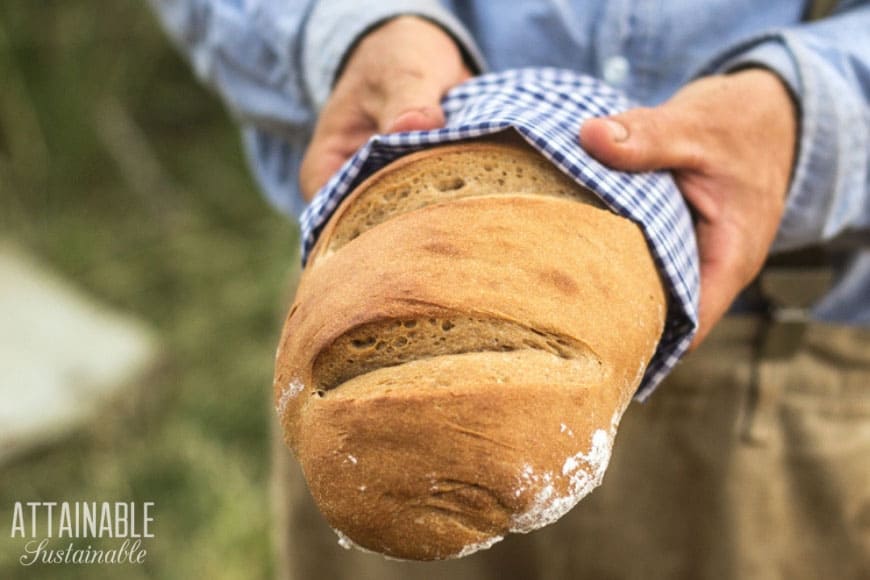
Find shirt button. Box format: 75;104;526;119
602;56;630;86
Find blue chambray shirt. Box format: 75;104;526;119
148;0;870;393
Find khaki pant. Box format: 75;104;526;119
271;316;870;580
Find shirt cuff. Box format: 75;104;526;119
711;39;801;100
301;0;486;111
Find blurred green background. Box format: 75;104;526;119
0;0;298;577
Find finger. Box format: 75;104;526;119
374;71;449;134
300;66;459;199
386;106;445;134
579;107;703;172
299;101;374;201
300;81;447;200
299;139;364;201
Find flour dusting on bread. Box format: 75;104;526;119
453;534;506;558
511;426;614;534
276;378;304;415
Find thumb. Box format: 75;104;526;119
579;107;700;172
376;73;449;134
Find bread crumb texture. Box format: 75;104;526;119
312;139;603;262
313;315;602;392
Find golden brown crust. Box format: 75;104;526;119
273;140;666;560
299;353;616;560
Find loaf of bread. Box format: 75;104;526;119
274;136;666;560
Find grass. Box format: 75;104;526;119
0;1;298;577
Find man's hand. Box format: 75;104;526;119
580;70;797;347
299;16;472;201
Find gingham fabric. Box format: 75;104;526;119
299;68;699;400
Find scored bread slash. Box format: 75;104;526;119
274;136;666;560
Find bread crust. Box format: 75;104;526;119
274;139;666;560
308;138;603;263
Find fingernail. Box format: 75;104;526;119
604;119;629;142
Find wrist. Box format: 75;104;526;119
339;16;478;84
339;16;467;84
302;0;484;110
727;67;797;117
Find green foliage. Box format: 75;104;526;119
0;1;297;578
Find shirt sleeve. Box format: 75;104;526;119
146;0;484;218
698;1;870;253
145;0;315;131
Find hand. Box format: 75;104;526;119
580;70;797;347
299;16;472;200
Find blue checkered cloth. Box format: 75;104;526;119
299;69;699;400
